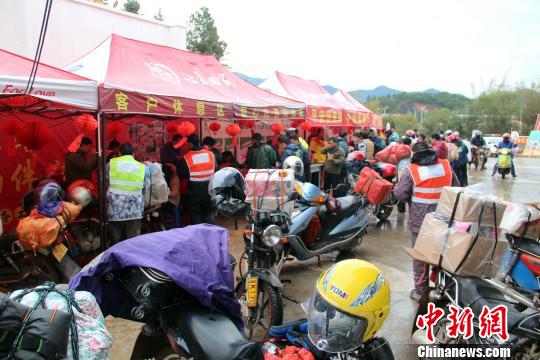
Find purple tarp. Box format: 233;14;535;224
68;224;240;323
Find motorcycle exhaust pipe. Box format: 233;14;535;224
484;279;539;310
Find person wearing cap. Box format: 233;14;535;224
493;133;517;177
395;142;460;301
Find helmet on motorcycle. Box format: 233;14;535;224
304;259;390;353
33;179;63;206
68;186;92;208
283;156;304;177
208;167;246;199
379;163;397;179
347;151;365;162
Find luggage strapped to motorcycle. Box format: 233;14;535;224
437;191;500;277
8;282;82;360
518;205;540;242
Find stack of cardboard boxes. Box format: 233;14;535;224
406;187;509;278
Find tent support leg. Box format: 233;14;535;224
199;117;203;140
97;112;108;252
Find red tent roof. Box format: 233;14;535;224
331;89;377;128
65;34;304;120
260;71;359;127
0;49;97;109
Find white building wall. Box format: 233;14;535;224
0;0;186;67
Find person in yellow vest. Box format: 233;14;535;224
394;141;460;301
179;134;217;225
107;143;149;244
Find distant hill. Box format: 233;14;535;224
349;86;402;101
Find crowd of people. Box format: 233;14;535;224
61;123;517;249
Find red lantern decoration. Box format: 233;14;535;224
237;119;255;129
300;121;310;131
107;121;127;140
74;114;98;135
166;121;179;134
208;121;221;134
346;125;356;134
16;120;53;150
270;123;284;134
1;118;23;136
226;124;241;146
177;121;196;137
332;127;340;135
291;119;302;128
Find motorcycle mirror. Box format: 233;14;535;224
288;191;299;202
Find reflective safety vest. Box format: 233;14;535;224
109;155;145;195
185;149;216;182
408;159;452;204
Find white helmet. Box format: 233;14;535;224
283;156;304;177
68;186;92;208
503;133;510;139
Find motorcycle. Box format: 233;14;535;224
471;146;488;170
0;230;62;292
412;269;540;359
496;148;512;179
490;234;540;310
141;206;167;234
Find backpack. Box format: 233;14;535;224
144;163;170;208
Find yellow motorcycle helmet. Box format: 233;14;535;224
304;259;390;353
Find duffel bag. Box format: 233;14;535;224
354;167;393;205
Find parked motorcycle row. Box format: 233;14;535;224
1;155;538;360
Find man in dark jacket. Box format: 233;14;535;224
368;128;385;154
202;136;222;164
65;137;97;185
395;142;460;301
450;133;469;186
321;137;346;190
337;132;349;156
281;135;311;182
245;133;277;169
160;134;183;176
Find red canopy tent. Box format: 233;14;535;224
259;71;354;128
332;89;378;129
65;35;304;121
0;49;99;231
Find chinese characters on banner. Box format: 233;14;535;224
416;303;509;343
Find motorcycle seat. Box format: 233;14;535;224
335;195;363;213
514;237;540;258
174;302;252;360
456;276;528;330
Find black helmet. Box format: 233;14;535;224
209;167;246;199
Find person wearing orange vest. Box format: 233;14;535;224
395;141;460;301
178;134;217;225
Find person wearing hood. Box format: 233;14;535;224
450;132;469;186
281;134;311;182
395;142;460;301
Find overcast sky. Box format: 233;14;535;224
138;0;540;97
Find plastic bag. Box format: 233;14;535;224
144;162;170;208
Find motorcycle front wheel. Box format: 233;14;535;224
237;282;283;341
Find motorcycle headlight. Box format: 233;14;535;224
261;225;282;247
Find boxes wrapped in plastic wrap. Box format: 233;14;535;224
405;211;508;278
499;202;540;240
11;285;112;360
436;186;507;225
245;169;295;198
245;169;295;214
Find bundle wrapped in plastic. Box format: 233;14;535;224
16;202;81;250
11;283;112;360
499;202;540;239
144;162;170;208
374;143;411;165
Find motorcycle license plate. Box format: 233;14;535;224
52;243;68;262
246;276;258;308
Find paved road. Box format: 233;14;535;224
107;156;538;359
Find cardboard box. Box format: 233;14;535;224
245;169;295;198
405;212;508;278
436;187;507;226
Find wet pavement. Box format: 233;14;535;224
107;156;538;359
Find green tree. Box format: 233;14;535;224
123;0;140;14
383;114;419;135
154;8;164;22
187;7;227;61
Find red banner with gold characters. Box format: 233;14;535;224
233;104;305;121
